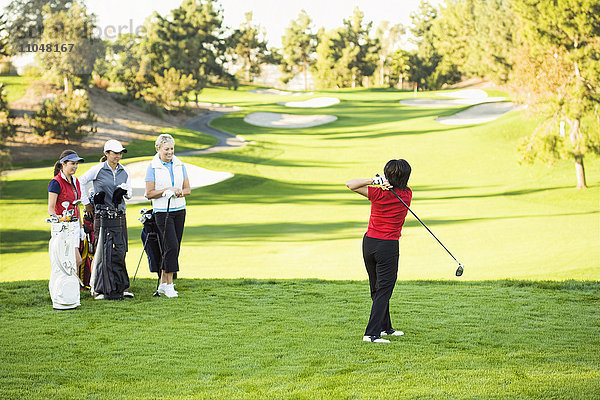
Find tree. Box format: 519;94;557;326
312;7;379;89
29;89;97;144
280;10;317;91
143;68;197;111
0;83;17;180
0;15;10;57
389;49;410;88
340;7;380;88
408;0;445;89
230;12;272;83
511;0;600;189
145;0;234;102
431;0;516;83
94;33;148;99
37;2;105;92
375;21;405;87
313;28;346;88
3;0;72;54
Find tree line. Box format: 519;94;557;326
0;0;598;188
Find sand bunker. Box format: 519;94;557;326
126;161;233;204
278;97;340;108
435;102;520;125
439;89;489;99
248;88;311;96
244;112;337;128
400;88;505;108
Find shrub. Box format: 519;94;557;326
0;83;17;186
92;73;110;90
28;89;97;143
142;68;196;112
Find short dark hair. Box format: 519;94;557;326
384;159;411;189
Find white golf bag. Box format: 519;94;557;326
48;221;81;310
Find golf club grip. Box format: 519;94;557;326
389;188;459;264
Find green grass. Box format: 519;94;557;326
1;86;599;281
0;75;35;102
0;279;598;399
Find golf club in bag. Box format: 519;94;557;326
47;201;82;309
376;175;464;277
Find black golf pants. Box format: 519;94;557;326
362;235;399;337
155;209;186;273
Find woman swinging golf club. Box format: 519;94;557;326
145;134;190;298
346;159;412;343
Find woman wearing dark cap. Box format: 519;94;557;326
48;149;85;266
346;159;412;343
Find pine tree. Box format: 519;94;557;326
280;10;317;91
230;12;272;83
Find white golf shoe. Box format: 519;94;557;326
157;283;167;295
363;335;390;343
163;283;178;298
381;329;404;336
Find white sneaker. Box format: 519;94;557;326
363;335;390;343
123;291;134;298
163;284;178;298
94;294;104;300
381;329;404;336
157;283;167;295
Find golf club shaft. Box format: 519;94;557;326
389;189;460;265
132;232;150;282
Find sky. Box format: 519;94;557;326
1;0;444;47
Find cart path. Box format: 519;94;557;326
127;106;246;204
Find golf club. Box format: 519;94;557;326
377;175;464;276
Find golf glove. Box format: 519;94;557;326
117;183;131;199
372;174;386;185
162;189;175;198
80;226;86;241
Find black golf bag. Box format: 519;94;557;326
91;205;129;300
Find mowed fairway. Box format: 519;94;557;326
3;86;597;281
1;279;599;399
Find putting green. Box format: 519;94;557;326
0;86;598;282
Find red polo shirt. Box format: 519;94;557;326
366;186;412;240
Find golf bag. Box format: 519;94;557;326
139;209;162;274
90;206;129;300
77;214;94;289
48;221;81;310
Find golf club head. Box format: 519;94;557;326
455;263;464;277
153;291;161;297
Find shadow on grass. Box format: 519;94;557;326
1;179;49;201
183;221;364;243
0;229;48;254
